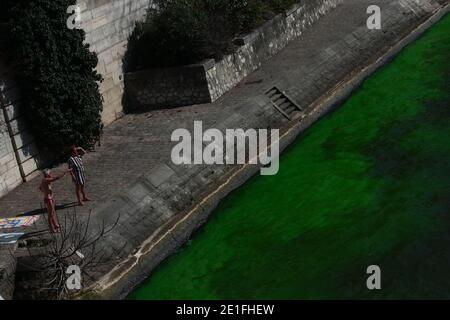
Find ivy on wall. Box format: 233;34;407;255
6;0;103;157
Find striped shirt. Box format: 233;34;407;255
68;155;86;186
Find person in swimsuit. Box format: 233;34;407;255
39;169;66;233
68;145;91;206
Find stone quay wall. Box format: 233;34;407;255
125;0;343;111
79;0;156;125
0;57;41;197
0;104;23;198
206;0;343;102
125;60;214;110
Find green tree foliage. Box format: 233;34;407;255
6;0;103;156
125;0;299;71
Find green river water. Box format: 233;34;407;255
130;15;450;299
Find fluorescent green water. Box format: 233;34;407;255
129;15;450;299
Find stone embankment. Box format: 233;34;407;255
85;0;449;299
125;0;342;110
0;0;448;300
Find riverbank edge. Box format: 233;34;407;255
80;4;450;300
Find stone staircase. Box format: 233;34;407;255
266;86;303;120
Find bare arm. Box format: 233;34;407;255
77;147;87;156
45;171;66;183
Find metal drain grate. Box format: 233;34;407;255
266;87;302;120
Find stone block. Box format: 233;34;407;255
146;164;176;188
16;142;39;163
12;131;34;150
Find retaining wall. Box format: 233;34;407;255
125;0;343;110
79;0;156;124
125;60;214;110
0;57;41;197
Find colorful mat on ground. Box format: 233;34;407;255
0;216;40;229
0;232;25;244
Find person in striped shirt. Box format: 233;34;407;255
68;145;91;206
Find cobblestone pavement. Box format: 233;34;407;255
0;1;446;290
0;0;442;218
0;103;221;218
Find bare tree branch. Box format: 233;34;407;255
16;207;119;300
